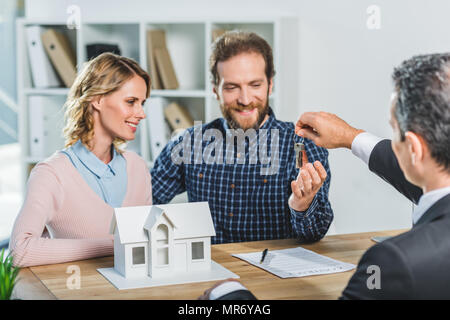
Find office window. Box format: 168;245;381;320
132;246;145;265
192;241;204;260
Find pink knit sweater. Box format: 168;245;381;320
9;151;152;267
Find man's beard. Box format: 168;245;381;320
220;99;270;131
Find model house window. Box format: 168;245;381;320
192;241;204;260
132;246;145;265
156;224;169;265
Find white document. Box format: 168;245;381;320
146;97;170;160
26;25;61;88
233;247;356;278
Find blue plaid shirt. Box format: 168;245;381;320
151;108;333;244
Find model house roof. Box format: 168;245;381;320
110;201;216;244
110;205;151;244
154;202;216;239
143;205;176;233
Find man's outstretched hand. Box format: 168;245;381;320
295;112;364;149
289;161;327;212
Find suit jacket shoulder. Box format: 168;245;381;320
341;194;450;299
340;235;415;299
368;139;422;203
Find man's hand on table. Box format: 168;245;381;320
198;278;246;300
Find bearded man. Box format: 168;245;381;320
151;31;333;244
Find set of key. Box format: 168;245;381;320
294;142;307;169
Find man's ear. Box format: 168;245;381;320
212;87;219;100
405;131;424;165
268;77;274;96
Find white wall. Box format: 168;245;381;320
293;0;450;233
25;0;450;234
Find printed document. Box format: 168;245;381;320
233;247;356;278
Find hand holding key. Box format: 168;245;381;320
295;112;364;149
289;161;327;212
294;142;308;169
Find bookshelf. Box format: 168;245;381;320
16;17;299;192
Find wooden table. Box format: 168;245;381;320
12;229;406;300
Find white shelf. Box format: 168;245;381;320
17;17;298;191
150;89;207;98
24;156;45;164
24;88;70;95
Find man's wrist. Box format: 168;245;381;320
288;193;313;212
344;128;365;149
351;132;383;165
289;195;319;217
288;193;316;212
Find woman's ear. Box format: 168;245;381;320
90;95;103;112
405;131;424;165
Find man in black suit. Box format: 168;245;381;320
199;53;450;299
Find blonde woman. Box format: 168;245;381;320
10;53;152;267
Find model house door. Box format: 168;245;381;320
174;243;187;272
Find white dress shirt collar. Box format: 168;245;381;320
413;186;450;225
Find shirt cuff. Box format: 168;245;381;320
351;132;383;165
289;194;319;218
209;281;249;300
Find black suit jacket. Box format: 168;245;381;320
340;139;450;299
218;139;450;299
366;139;422;204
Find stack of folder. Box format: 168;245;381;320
146;29;179;90
26;26;77;88
147;99;195;159
26;26;60;88
164;102;194;131
28;95;65;158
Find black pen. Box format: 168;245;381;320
260;248;268;264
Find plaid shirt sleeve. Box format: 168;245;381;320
150;134;187;205
288;137;333;243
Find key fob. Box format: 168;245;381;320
294;143;305;169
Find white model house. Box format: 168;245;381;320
109;201;216;279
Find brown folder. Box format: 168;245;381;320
146;30;165;90
41;29;77;88
164;102;194;130
154;47;179;90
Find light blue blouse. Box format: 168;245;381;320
60;140;127;208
